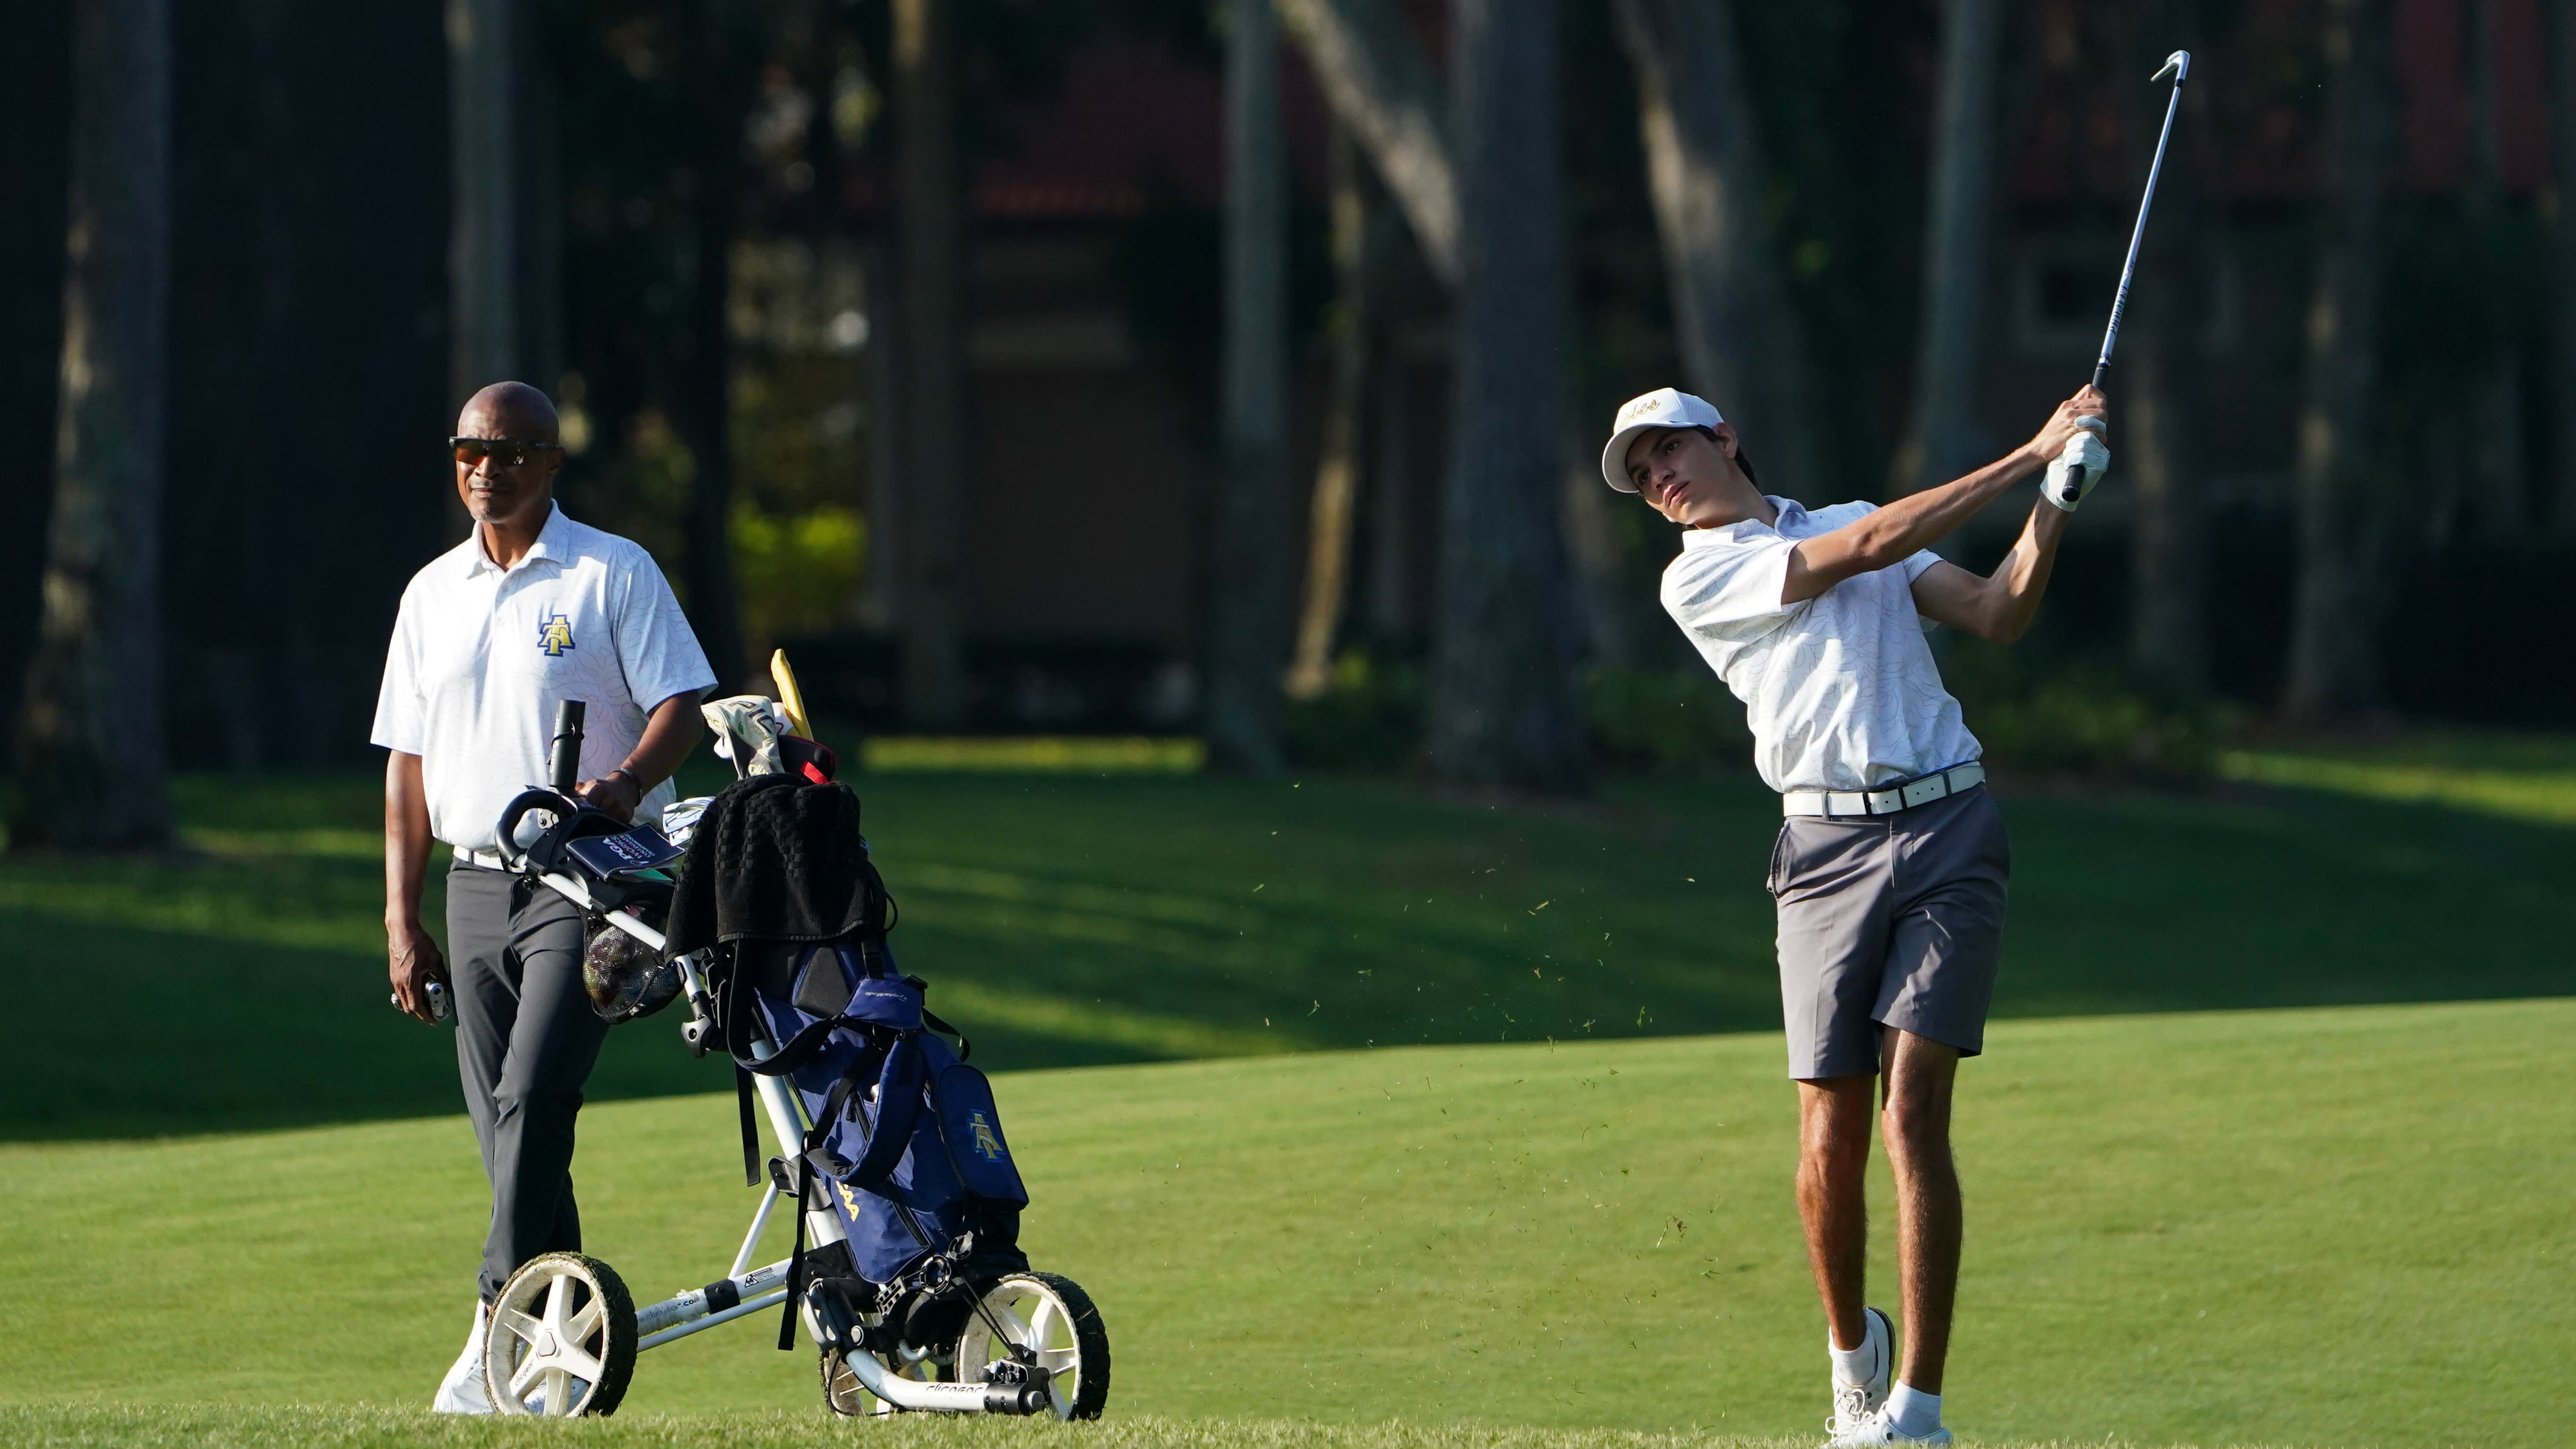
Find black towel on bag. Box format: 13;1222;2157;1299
664;774;885;954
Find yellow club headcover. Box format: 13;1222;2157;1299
769;648;813;739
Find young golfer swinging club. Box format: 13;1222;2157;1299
1602;384;2108;1447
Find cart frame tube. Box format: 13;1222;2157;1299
633;1258;798;1351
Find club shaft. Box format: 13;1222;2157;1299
2093;76;2186;390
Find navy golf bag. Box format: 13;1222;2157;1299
716;930;1034;1347
478;689;1107;1421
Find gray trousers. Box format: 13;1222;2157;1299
446;863;608;1303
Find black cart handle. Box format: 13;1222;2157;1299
495;788;582;869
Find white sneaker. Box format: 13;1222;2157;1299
430;1300;494;1414
1827;1306;1894;1434
1822;1405;1953;1447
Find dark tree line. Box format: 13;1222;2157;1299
11;0;2576;848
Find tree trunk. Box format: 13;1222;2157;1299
0;0;76;772
895;0;966;727
1610;0;1814;494
679;175;746;693
860;240;904;629
2285;0;2394;721
2548;0;2576;536
2125;1;2214;693
1561;419;1635;669
14;0;173;850
1427;0;1587;792
1895;0;2004;496
1287;124;1382;703
1206;0;1291;773
519;4;563;394
674;0;746;694
1365;347;1418;644
2464;0;2528;536
448;0;520;405
1273;0;1459;288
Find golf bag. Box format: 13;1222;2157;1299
478;686;1106;1422
723;936;1032;1335
677;774;1032;1350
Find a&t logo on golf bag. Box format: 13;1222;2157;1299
968;1110;1006;1162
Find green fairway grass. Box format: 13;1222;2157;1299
2220;730;2576;827
4;760;2569;1139
3;1002;2569;1446
0;1405;2331;1449
3;749;2568;1447
0;1405;1940;1449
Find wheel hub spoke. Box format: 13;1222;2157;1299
496;1306;545;1349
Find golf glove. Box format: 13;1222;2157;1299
2041;417;2110;512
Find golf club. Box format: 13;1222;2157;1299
2093;50;2191;392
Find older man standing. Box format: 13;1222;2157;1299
374;381;716;1413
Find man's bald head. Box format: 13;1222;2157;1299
453;381;564;535
457;381;560;443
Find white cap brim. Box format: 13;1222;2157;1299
1601;423;1661;493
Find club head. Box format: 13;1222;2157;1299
2154;51;2190;83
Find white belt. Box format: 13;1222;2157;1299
1782;762;1986;818
454;846;514;871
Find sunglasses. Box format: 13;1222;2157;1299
450;437;564;468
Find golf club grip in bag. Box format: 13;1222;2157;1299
550;699;586;793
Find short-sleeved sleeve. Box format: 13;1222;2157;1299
1901;548;1943;581
370;587;426;754
610;547;718;713
1661;532;1800;641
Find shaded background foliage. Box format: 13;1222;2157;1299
2;0;2570;796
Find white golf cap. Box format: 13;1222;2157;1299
1600;387;1724;493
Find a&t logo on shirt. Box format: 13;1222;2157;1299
536;613;577;656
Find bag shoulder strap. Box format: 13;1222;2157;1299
921;1007;971;1062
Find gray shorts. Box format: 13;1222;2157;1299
1767;784;2010;1080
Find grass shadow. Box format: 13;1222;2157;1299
4;759;2567;1141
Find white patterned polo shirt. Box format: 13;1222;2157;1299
371;503;716;852
1660;496;1979;794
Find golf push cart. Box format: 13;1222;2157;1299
471;656;1109;1420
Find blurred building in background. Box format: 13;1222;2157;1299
2;0;2569;775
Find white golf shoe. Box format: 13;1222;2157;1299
1827;1306;1894;1433
1822;1405;1953;1447
430;1300;494;1414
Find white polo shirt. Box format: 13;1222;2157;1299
371;504;717;854
1660;496;1980;794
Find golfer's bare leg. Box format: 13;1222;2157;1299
1796;1073;1876;1351
1879;1027;1962;1393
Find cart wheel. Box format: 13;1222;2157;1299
820;1347;877;1417
821;1348;913;1417
953;1272;1110;1420
484;1252;637;1417
822;1344;948;1417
